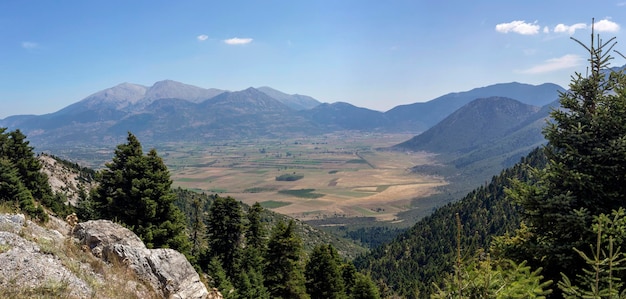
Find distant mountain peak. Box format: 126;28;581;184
257;86;321;110
79;82;148;109
144;80;224;103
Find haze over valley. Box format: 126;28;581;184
1;79;566;225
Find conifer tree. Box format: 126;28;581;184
206;195;244;277
246;202;266;250
305;244;346;299
508;21;626;287
93;132;190;255
264;219;309;299
350;273;381;299
0;158;47;221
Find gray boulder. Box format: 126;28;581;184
74;220;210;298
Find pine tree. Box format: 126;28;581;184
305;244;346;299
264;220;309;299
350;273;380;299
206;195;244;277
559;209;626;298
3;130;53;202
0;158;47;221
508;21;626;287
246;202;266;250
93;132;191;255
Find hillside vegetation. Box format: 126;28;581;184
356;30;626;298
1;128;377;298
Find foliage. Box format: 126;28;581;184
432;256;552;298
0;158;48;222
264;219;309;299
205;195;244;277
559;209;626;298
353;148;546;298
350;272;380;299
93;132;191;255
278;189;325;199
344;226;406;249
305;244;346;299
0;128;56;222
275;173;305;181
507;24;626;288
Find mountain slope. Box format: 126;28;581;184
354;148;547;298
0;80;564;153
395;97;540;154
142;80;224;104
257;86;321;110
385;82;563;131
299;101;389;130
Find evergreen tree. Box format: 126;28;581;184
207;257;236;299
305;244;346;299
508;23;626;287
93;132;191;255
246;202;266;250
350;273;380;299
0;128;69;216
559;209;626;298
264;220;309;299
0;158;47;221
206;195;244;277
190;195;207;258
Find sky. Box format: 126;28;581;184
1;1;626;118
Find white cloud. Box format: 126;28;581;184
495;20;540;35
595;19;620;32
223;37;253;45
554;23;587;35
543;26;550;34
21;41;38;49
519;54;583;74
197;34;209;41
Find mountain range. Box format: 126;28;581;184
0;80;564;152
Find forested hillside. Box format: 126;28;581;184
1;129;379;298
354;148;546;297
358;29;626;298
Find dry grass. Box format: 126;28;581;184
169;133;446;221
0;218;158;299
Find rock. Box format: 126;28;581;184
74;220;211;298
0;215;93;298
73;220;146;253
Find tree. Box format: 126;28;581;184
0;128;70;217
305;244;346;299
93;132;190;255
264;220;309;299
559;209;626;298
0;158;47;222
350;273;380;299
508;22;626;287
246;202;266;251
206;195;244;277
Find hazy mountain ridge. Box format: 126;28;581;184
396;97;541;154
0;80;563;151
257;86;321;110
384;82;564;131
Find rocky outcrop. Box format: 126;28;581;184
74;220;211;299
0;214;218;298
38;154;97;206
0;214;93;298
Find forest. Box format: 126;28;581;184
2;29;626;299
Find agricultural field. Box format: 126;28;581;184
163;132;447;223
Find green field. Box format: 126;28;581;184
162;132;447;223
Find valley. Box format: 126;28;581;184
164;132;447;223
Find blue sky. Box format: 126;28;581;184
1;1;625;118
